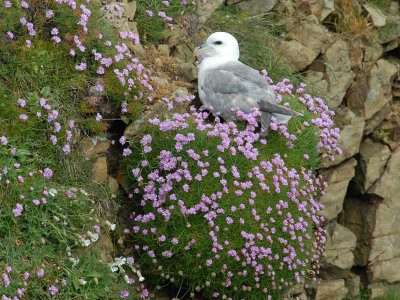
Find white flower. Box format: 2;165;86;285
79;278;87;285
110;265;118;272
87;231;99;242
113;257;126;267
105;220;116;231
69;258;80;267
83;240;91;247
49;188;57;197
124;274;130;284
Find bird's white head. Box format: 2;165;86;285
196;32;239;60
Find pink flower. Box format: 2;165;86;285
123;148;132;156
145;10;153;17
46;10;54;18
37;268;44;277
120;291;129;298
75;62;87;71
43;168;53;179
19;114;28;120
49;285;58;295
141;289;149;298
26;40;31;48
62;144;71;154
96;113;102;122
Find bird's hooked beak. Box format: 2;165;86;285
194;43;210;56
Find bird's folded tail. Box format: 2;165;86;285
259;100;302;117
259;101;303;130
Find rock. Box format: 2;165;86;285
363;41;383;67
369;282;400;299
324;40;352;72
88;232;114;263
173;44;195;63
287;21;328;54
278;40;318;71
306;71;329;95
128;21;139;35
346;274;360;298
92;157;108;183
359;140;391;192
377;18;400;44
364;103;391;135
319;159;357;220
124;101;169;139
367;148;400;283
283;287;307;300
364;59;398;120
368;257;400;283
374;102;400;150
324;107;365;167
346;76;369;116
197;0;225;24
384;39;398;52
101;2;125;28
369;147;400;208
177;62;198;81
172;87;189;99
323;40;355;109
314;279;348;300
325;71;355;109
82;137;110;159
349;43;363;71
341;197;376;267
107;175;119;193
128;43;146;57
370;228;400;263
123;0;136;20
322;222;357;278
157;44;170;56
237;0;277;15
364;3;386;27
320;0;335;21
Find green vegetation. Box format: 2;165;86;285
0;1;139;298
121;80;336;299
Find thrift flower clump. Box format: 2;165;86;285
123;77;341;299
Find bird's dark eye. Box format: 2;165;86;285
214;41;222;45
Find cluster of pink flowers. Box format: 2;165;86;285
124;75;340;298
0;262;67;299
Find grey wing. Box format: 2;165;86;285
220;61;302;123
200;68;260;120
200;61;302;126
